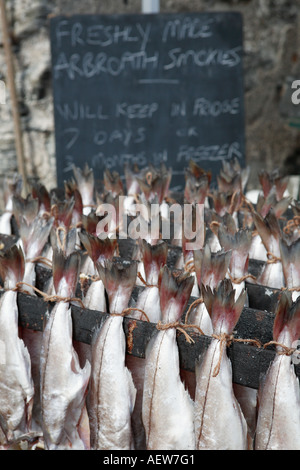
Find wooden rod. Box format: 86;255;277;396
0;0;28;193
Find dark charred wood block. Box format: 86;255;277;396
9;289;299;390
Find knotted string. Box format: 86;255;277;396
137;271;157;288
156;320;205;344
228;272;257;284
266;252;281;264
13;281;86;309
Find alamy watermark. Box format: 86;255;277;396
292;340;300;365
291;80;300;105
96;198;204;251
0;80;6;105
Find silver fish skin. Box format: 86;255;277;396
194;280;248;450
128;241;168;450
252;210;285;289
134;240;168;323
88;261;137;450
40;301;91;450
142;267;195;450
0;245;34;442
255;293;300;450
88;315;136;450
40;250;91;450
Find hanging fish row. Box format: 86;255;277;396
0;159;299;450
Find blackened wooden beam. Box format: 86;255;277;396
12;289;300;391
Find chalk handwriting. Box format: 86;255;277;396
162;17;214;42
93;127;146;147
56;20;152;51
177;142;242;163
164;46;242;70
193;97;240;116
53;50;159;79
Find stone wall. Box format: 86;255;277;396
0;0;299;207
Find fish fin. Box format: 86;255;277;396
279;237;300;288
273;291;300;345
0;244;25;288
52;249;81;297
72;163;95;199
97;260;137;314
140;239;168;285
64;180;84;222
50;195;75;230
159;265;194;323
252;209;282;251
124;162;141;194
218;227;252;277
19;214;54;259
50;226;77;256
103;169;124;196
79;229;117;266
194;244;232;289
81;211;101;236
202;278;246;334
31;182;51;214
12;194;39;227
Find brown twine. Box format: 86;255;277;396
156;320;205;344
211;333;263;377
228;272;257;284
266;252;281;264
145;171;153;186
280;286;300;292
184;259;195;273
137;271;158;288
14;281;86;309
283;215;300;235
26;256;52;269
209;220;220;235
263;340;296;356
113;307;151;323
184;297;204;325
56;226;67;252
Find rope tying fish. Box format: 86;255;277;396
283;215;300;235
228;272;257;284
263;340;296;356
211;334;262;377
266;252;281;264
12;281;86;309
137;271;157;288
184;297;204;324
156;320;205;344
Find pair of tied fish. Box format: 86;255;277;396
142;268;248;450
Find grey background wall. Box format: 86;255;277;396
0;0;300;206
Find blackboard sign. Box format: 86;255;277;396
50;12;245;191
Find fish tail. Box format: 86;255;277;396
202;278;246;334
31;182;51;214
159;265;194;323
52;249;81;297
140;239;168;285
218;227;252;277
194;244;232;289
103;168;124;196
252;209;281;251
72;163;95;196
273;291;300;345
0;244;25;288
79;229;117;266
12;194;39;227
19;214;54;260
97;260;137;314
279;238;300;289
